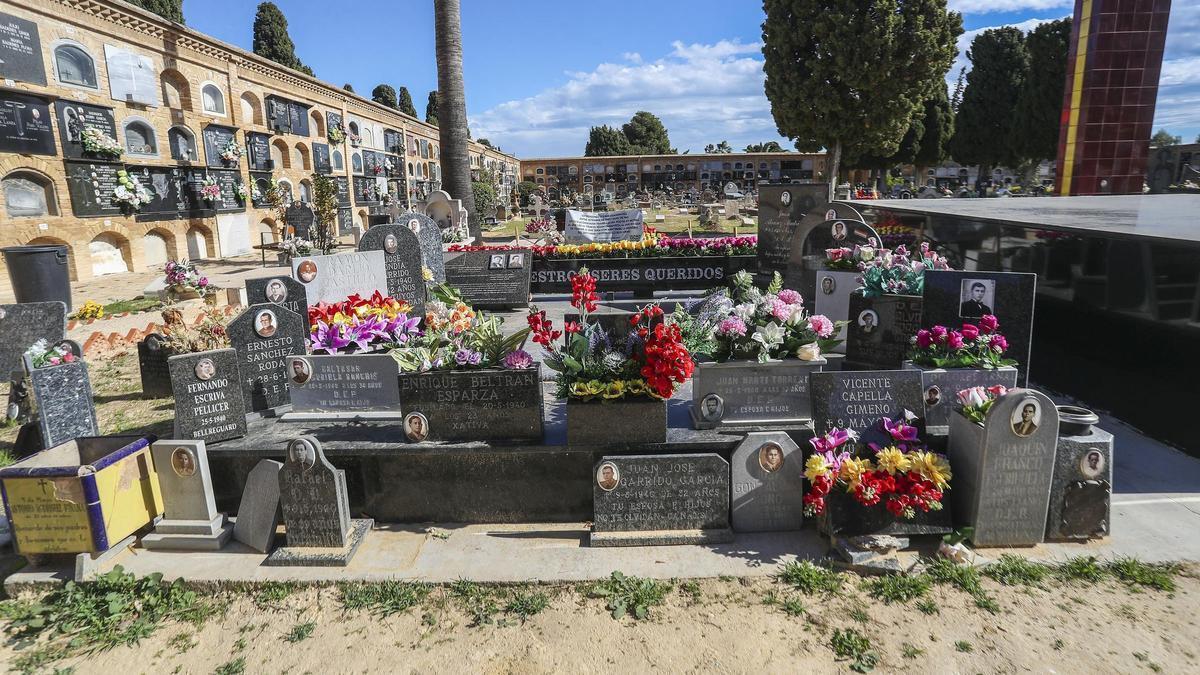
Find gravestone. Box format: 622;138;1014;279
690;359;825;428
246;132;272;171
65;160;124;217
814;270;859;354
590;454;733;547
902;363;1018;435
397;212;446;283
0;91;55;156
397;367;543;442
920;270;1037;386
283;354;402;420
947;388;1059;547
168;349;247;444
141;440;233;550
292;250;389;306
227;304;306;413
443;249;531;309
231;459;283;552
55;101;118;161
356;223;428;315
201;124;238;168
0;12;46;85
25;343;98;449
810;369;924;435
756;184;828;276
1047;426;1114;541
0;302;66;373
285;204;315;239
844;292;923;370
784;203;869;297
245;276;309;331
730;433;804;532
266;436;371;566
312;142;331;175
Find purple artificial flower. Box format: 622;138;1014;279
884;417;920;442
311;321;352;354
502;349;534;369
717;316;747;337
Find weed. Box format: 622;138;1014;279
504;588;550;623
761;590;779;606
901;642;925;659
718;575;735;583
1133;651;1162;672
588;571;671;621
984;555;1050;587
0;447;15;468
679;580;702;603
781;596;806;617
973;595;1001;614
1107;558;1177;593
450;579;500;627
1115;603;1138;621
830;628;879;673
916;598;939;615
848;606;870;623
925;558;998;613
1057;556;1106;583
283;621;316;643
863;574;930;604
1052;639;1065;650
10;644;70;675
213;657;246;675
253;582;298;610
955;640;973;653
168;631;197;653
338;581;430;617
103;297;162;315
776;561;842;595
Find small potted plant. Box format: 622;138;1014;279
529;269;692;445
804;417;953;536
681;270;841;428
903;314;1019;434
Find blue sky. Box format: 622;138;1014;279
187;1;1200;157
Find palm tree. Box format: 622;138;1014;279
434;0;478;239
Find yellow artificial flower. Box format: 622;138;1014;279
625;379;645;396
422;267;434;282
875;447;911;475
804;454;831;482
839;457;873;490
911;451;953;489
585;380;604;396
602;380;625;399
571;382;591;399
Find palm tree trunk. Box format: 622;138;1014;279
434;0;479;240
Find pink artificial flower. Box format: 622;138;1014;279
769;298;792;322
63;352;76;363
979;315;999;334
930;325;948;343
946;331;964;350
915;329;933;349
778;289;802;305
989;334;1008;353
717;317;747;337
961;324;979;341
808;315;834;338
957;386;988;407
986;385;1008;398
826;248;847;262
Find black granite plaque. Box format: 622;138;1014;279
278;436;351;548
313;142;331;175
286;354;401;415
921;270;1037;387
137;332;172;397
285;204;315;239
385;156;403;179
0;92;55;155
266;95;292;133
756;184;828;275
356;223;428;315
246;132;272;171
810;369;924;435
397;367;543;442
0;302;65;373
444;250;531;309
845;292;923;370
383;129;403;154
362;149;382;177
334;176;351;207
201;124;238;168
326;111;342;138
65;160;123;217
530;255;747;294
250;172;272;209
591;454;733;546
337;208;353;236
55;101;118;161
783;203;867;296
354;175;380;205
245;276;309;330
228;304;306;413
29;359;98;448
168;349;247;444
208;169;244;212
128;165;200;220
287;101;310;136
0;12;46;85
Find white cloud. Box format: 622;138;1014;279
470;39;791;157
622;52;642;64
1154;5;1200;139
949;0;1072;13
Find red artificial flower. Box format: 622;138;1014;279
961;324;979;341
979;314;999;334
564;321;582;334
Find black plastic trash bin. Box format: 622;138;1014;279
2;245;72;311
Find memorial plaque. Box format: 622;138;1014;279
813;270;858;354
0;12;46;85
208;168;244;212
444;249;531;309
1047;426;1113;541
921;270;1037;387
141;440;232;551
591;454;733;546
903;363;1019;435
250;171;272;209
334;176;351;207
0;301;66;373
266;95;292;133
784;203;868;297
246;132;272;171
285;203;315;239
947;388;1059;547
810;369;924;435
0;91;55;155
730;433;804;532
168;349;247;444
326;111;343;137
690;359;824;428
279;436;350;547
201;124;238;168
292;250;389;306
129;165;202;220
313;142;331;175
356;223;428;314
354;175;381;205
362;149;381;177
845;292;923;370
232;459;283;553
103;45;158;105
564;208;643;243
28;358;99;449
245;276;309;331
756;184;828;275
383;129;403;154
397;367;543;442
337;207;353;237
396;212;446;283
137;332;172;397
287;101;310;136
285;354;401;418
55;101;118;161
64;160;122;217
530;256;743;294
228;303;306;413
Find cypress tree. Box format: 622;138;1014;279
950;27;1028;177
252;2;314;76
584;125;633;156
425;91;439;126
372;84;398;109
126;0;185;23
1010;19;1071;163
398;87;418;118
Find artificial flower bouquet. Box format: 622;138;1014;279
112;170;152;210
529;269;693;402
164;259;214;298
279;237;313;258
391;284;533;372
219;138;243;163
80;127;122;159
858;242;953;298
909;314;1017;370
24;339;78;369
956;385;1009;425
327;126;346;145
803;418;952;521
307;291;419;355
199;177;221;203
234;180;250;202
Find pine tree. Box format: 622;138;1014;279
744;141;784;152
762;0;961;197
622;111;673;154
398;87;418;118
252;2;314;76
343;83;354;93
950;27;1028;178
126;0;185;23
425;91;439;126
1151;129;1181;147
1010;19;1071;163
372;84;398;109
584;125;633;156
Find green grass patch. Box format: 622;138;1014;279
337;580;430;617
213;656;246;675
862;574;930;604
901;642;925;659
830;628;879;673
916;598;939;615
101;297;162;316
587;571;671;621
1107;557;1177;593
252;582;298;610
776;560;842;595
283;621;315;643
984;555;1051;587
1057;556;1106;583
0;447;15;468
504;588;550;623
449;579;500;627
955;640;973;653
780;596;806;617
924;557;999;613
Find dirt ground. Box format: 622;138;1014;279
1;568;1195;674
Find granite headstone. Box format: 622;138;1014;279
590;453;733;546
356;223;428;315
291;250;389;306
1046;425;1113;541
141;440;232;550
245;276;309;331
397;212;446;283
443;249;532;309
0;91;55;156
813;269;859;354
730;433;804;532
0;12;46;85
285;204;315;239
25;345;98;449
0;302;66;373
246;132;272;171
55;101;118;161
232;458;283;553
284;354;402;420
810;369;924;435
690;359;825;428
844;292;923;370
227;304;306;413
65;160;124;217
168;349;247;444
397;366;543;442
756;183;829;276
201;124;238;168
784;203;868;297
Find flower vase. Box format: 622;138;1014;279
819;487;953;537
567;396;667;445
